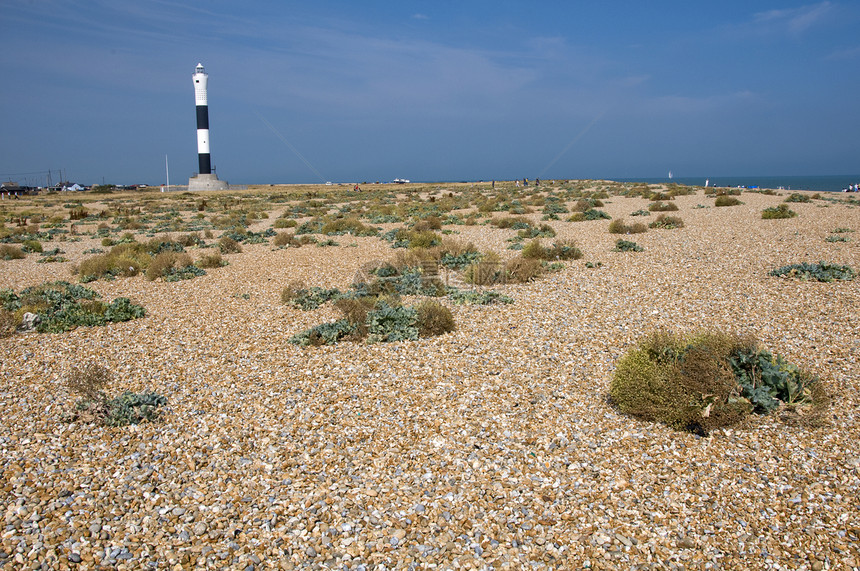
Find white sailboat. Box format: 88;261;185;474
668;170;673;180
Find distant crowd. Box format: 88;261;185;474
843;184;859;192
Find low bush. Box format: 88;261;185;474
610;330;827;434
273;218;298;229
283;286;343;310
714;196;743;207
464;252;503;286
197;251;226;268
64;362;167;426
1;281;145;333
447;289;514;305
784;193;811;203
321;217;378;236
648;201;679;212
762;204;797;219
218;236;242;253
504;257;543;283
613;239;643;252
769;261;855;282
629;209;650;217
0;245;25;260
415;299;455;337
22;240;42;253
568;209;611;222
608;219;647;234
649;214;685;229
0;309;17;338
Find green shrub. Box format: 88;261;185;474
218;236;242;253
274;218;298;229
769;262;855;282
447;289;514;306
415;299;455;337
0;245;25;260
366;302;418;343
504;257;543;283
2;281;145;333
197;251;226;268
284;286;343;310
648;201;679;212
610;330;826;434
289;319;356;346
568;209;611;222
629;209;650;217
549;239;584;260
825;235;850;243
761;204;797;219
649;214;685;229
64;362;166;426
521;239;550;260
22;240;43;253
608;219;647;234
465;252;503;285
784;193;811;203
321;217;378;236
0;309;17;338
517;224;556;239
613;239;643;252
714;196;742;207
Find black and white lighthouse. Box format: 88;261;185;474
188;63;228;191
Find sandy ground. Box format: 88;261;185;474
1;185;858;570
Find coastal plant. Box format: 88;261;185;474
196;251;227;268
464;251;503;286
825;235;850;243
218;236;242;253
761;204;797;219
0;245;26;260
714;196;743;207
64;362;167;427
447;289;514;306
784;193;811;203
648;214;685;229
613;239;643;252
648;201;679;212
629;209;651;217
504;257;543;283
609;330;827;435
768;262;855;282
608;218;647;234
415;299;455;337
568;209;611;222
0;309;17;338
1;281;145;333
283;286;343;310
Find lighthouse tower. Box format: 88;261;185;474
188;63;228;191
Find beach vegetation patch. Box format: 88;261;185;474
1;281;145;333
0;244;26;260
63;362;167;427
648;201;679;212
784;193;811;203
714;196;743;207
608;219;647;234
768;262;855;282
613;239;643;252
610;330;827;435
568;209;611;222
761;204;797;219
447;289;514;306
649;215;685;229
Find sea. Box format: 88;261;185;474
611;175;860;194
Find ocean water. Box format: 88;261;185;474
613;175;860;193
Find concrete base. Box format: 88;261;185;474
187;173;229;191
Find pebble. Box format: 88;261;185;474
1;186;858;569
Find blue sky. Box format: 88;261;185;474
2;0;859;185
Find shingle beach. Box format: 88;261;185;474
1;183;858;570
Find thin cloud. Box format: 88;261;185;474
751;1;832;34
412;13;429;20
825;45;860;60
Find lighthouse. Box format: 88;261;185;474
188;63;228;191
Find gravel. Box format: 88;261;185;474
1;186;858;570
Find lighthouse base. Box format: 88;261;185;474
187;173;229;192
